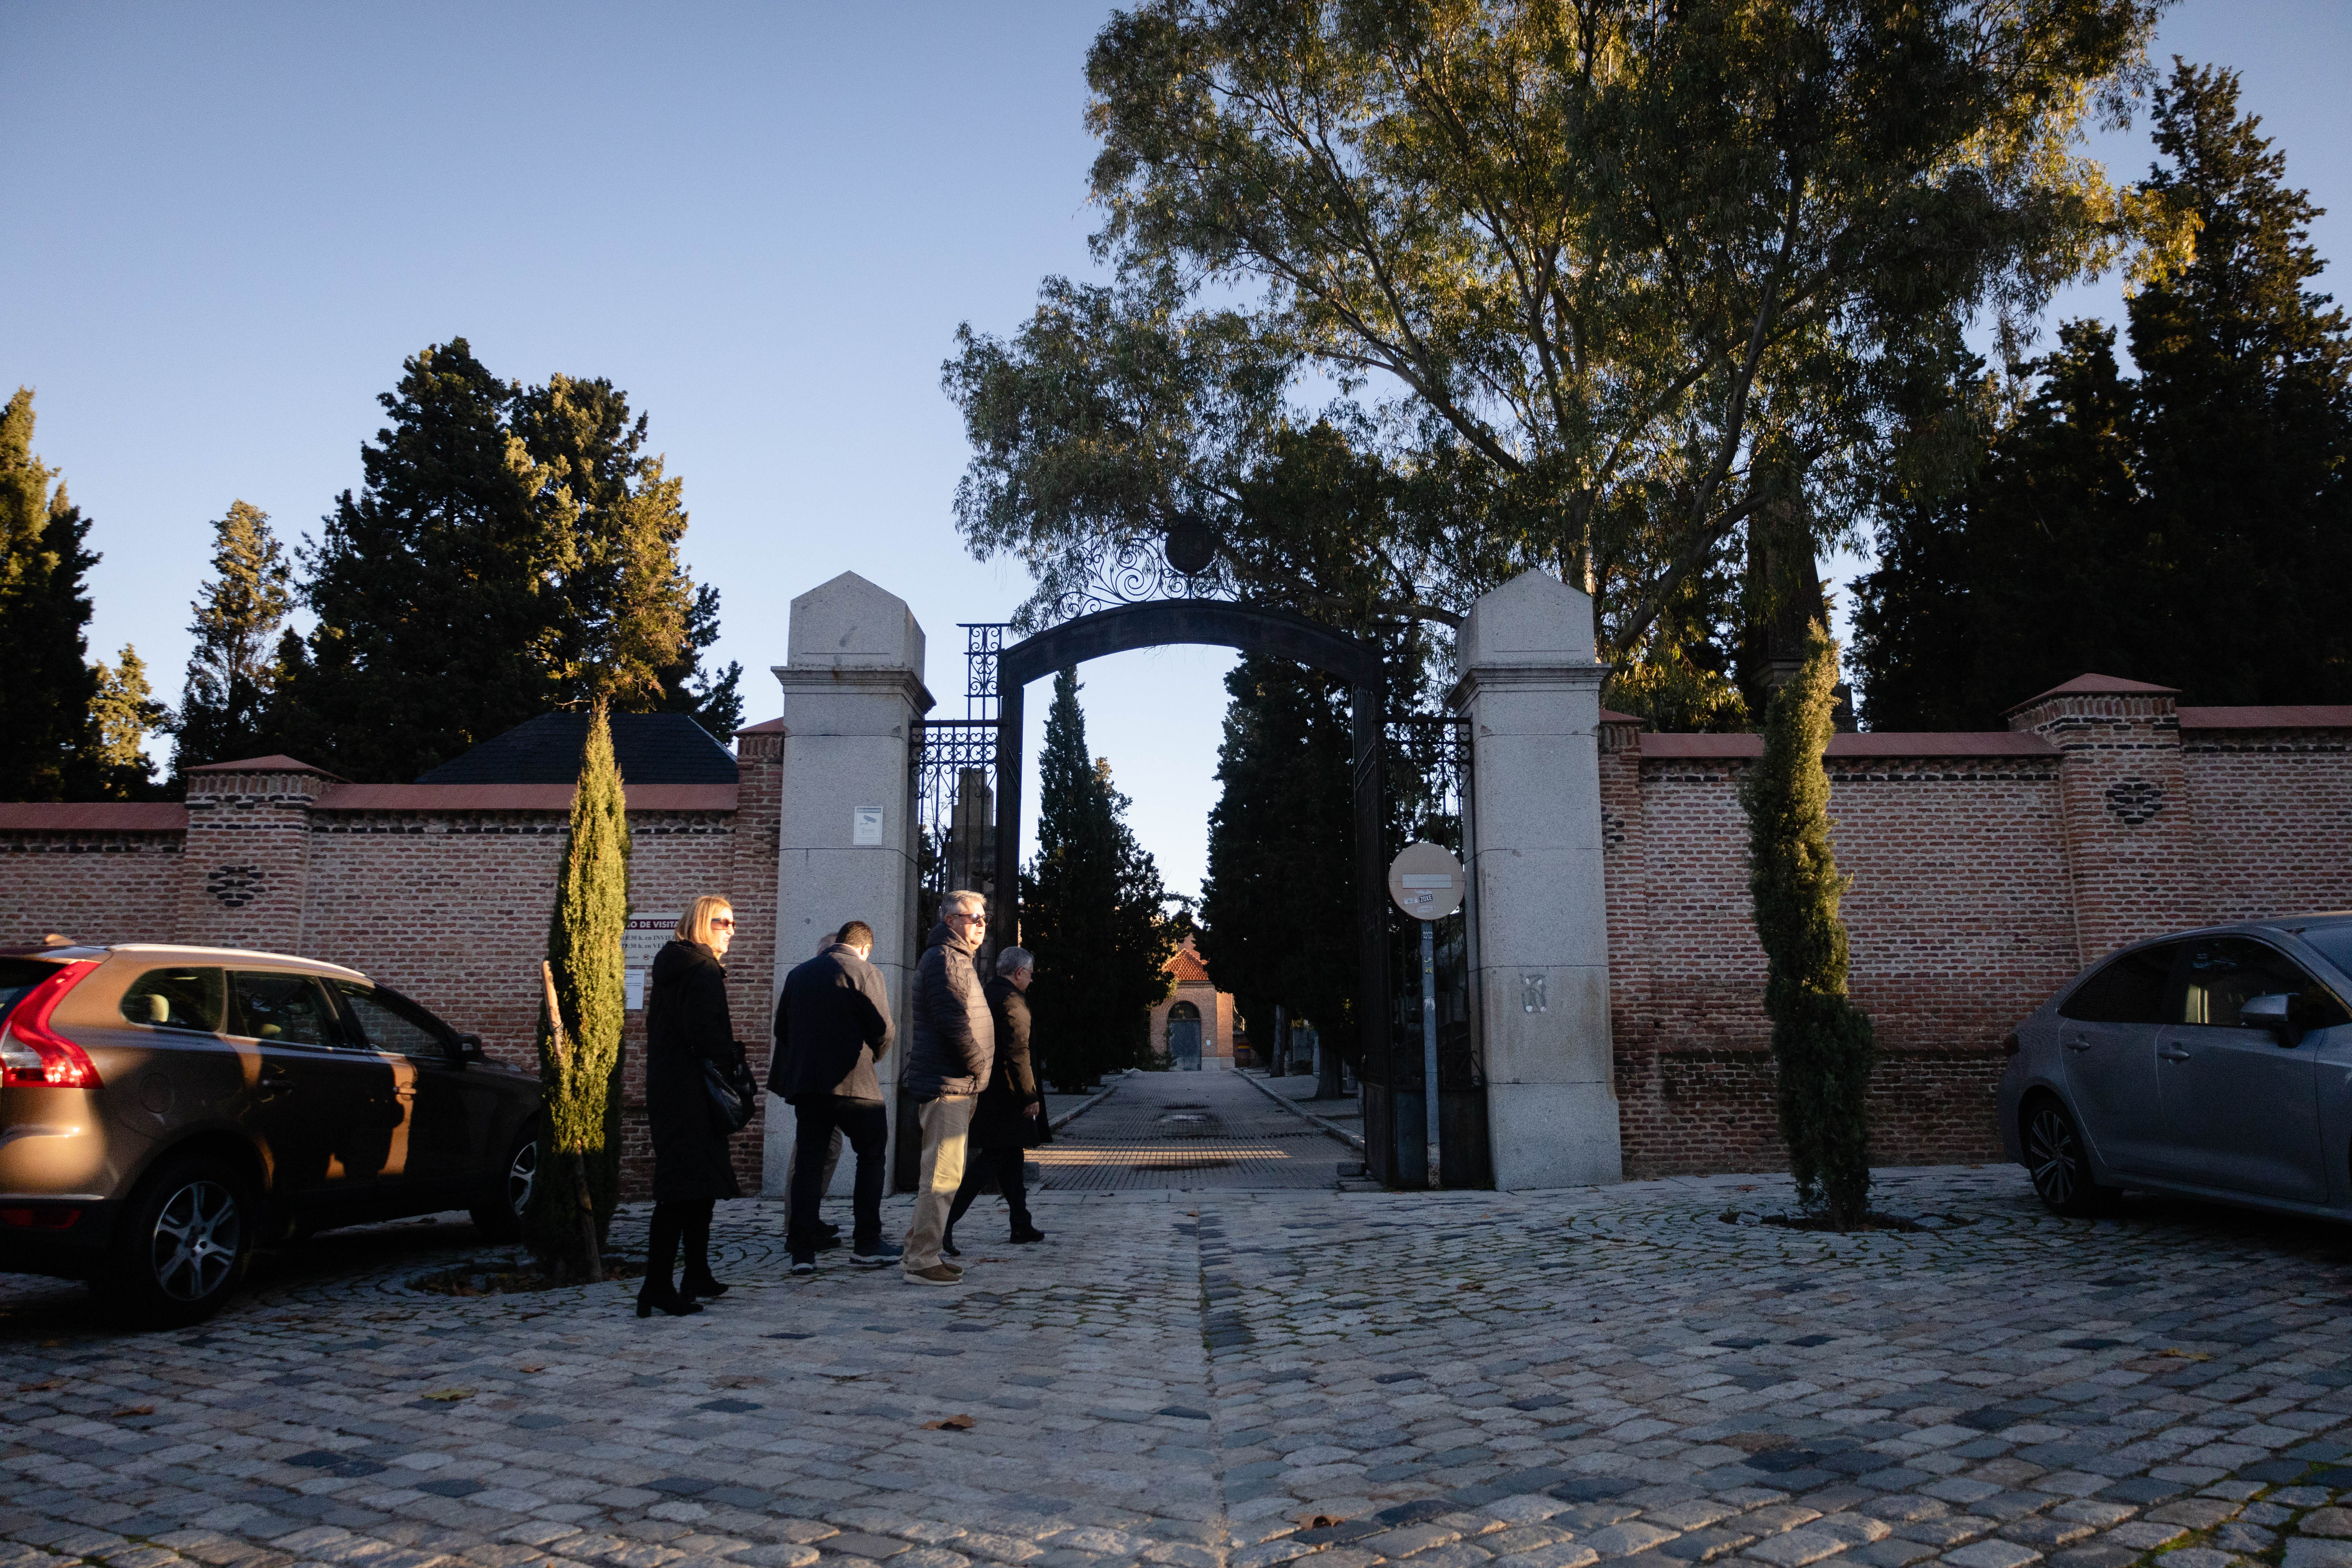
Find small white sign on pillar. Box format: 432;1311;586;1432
852;806;884;845
624;912;681;1011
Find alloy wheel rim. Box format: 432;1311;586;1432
150;1179;241;1301
507;1141;538;1216
2027;1107;2079;1205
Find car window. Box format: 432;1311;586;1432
2297;925;2352;979
2177;937;2352;1031
2059;943;2180;1024
335;983;452;1060
119;967;224;1032
228;972;343;1047
0;958;68;1027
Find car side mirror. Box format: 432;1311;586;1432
2242;993;2301;1045
456;1033;487;1064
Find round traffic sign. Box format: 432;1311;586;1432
1387;841;1465;922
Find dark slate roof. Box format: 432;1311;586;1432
416;713;738;786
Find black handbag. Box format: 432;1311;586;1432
703;1042;758;1135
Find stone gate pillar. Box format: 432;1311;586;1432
764;572;933;1196
1449;570;1623;1188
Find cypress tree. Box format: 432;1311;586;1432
524;701;630;1278
1198;656;1358;1070
0;388;105;801
170;501;296;776
1740;625;1876;1227
1023;669;1175;1089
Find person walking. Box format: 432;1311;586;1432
900;889;993;1286
776;933;849;1256
943;944;1046;1256
773;919;898;1273
638;896;745;1318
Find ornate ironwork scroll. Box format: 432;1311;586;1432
1029;525;1241;627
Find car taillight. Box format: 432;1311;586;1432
2002;1032;2022;1058
0;1207;80;1228
0;962;102;1088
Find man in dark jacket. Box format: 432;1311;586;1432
944;944;1046;1254
773;919;896;1271
899;890;995;1284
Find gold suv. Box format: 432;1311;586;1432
0;942;544;1325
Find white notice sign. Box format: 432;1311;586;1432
624;912;680;1011
853;806;884;845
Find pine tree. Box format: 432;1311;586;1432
1023;669;1175;1089
89;645;165;798
0;388;105;801
1855;63;2352;722
524;702;630;1278
1741;625;1876;1227
279;340;560;781
2129;61;2352;703
170;501;296;776
510;374;743;733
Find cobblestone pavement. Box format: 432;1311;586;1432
7;1142;2352;1568
1032;1068;1358;1191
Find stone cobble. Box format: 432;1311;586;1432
6;1113;2352;1568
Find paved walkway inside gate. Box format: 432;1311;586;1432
1028;1064;1361;1192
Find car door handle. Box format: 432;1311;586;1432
2158;1047;2192;1062
2063;1037;2092;1052
257;1062;294;1099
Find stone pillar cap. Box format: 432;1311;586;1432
1455;568;1599;669
787;571;926;674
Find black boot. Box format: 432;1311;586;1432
680;1200;727;1297
636;1202;704;1317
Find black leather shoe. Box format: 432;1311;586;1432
635;1285;703;1318
942;1230;961;1258
1009;1226;1046;1244
682;1273;729;1298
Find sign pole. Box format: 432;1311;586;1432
1387;839;1465;1191
1421;919;1440;1188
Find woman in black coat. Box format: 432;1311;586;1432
638;895;744;1317
945;945;1046;1254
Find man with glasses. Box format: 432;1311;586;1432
900;890;996;1285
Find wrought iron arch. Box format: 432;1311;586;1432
987;598;1410;1184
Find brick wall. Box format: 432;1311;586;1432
5;678;2350;1192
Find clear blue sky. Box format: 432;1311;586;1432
5;2;2346;902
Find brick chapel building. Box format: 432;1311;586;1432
5;673;2351;1190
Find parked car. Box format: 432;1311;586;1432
1999;914;2352;1219
0;942;543;1325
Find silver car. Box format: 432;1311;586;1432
1999;914;2352;1217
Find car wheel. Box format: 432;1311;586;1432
109;1155;257;1328
469;1122;540;1242
2023;1096;2121;1217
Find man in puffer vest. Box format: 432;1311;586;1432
899;889;996;1284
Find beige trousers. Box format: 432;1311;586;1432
902;1094;977;1269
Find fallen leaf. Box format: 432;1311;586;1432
109;1406;155;1418
518;1365;545;1374
1456;1281;1484;1292
2157;1349;2212;1362
421;1387;475;1402
1301;1514;1344;1530
17;1378;63;1392
921;1413;977;1431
